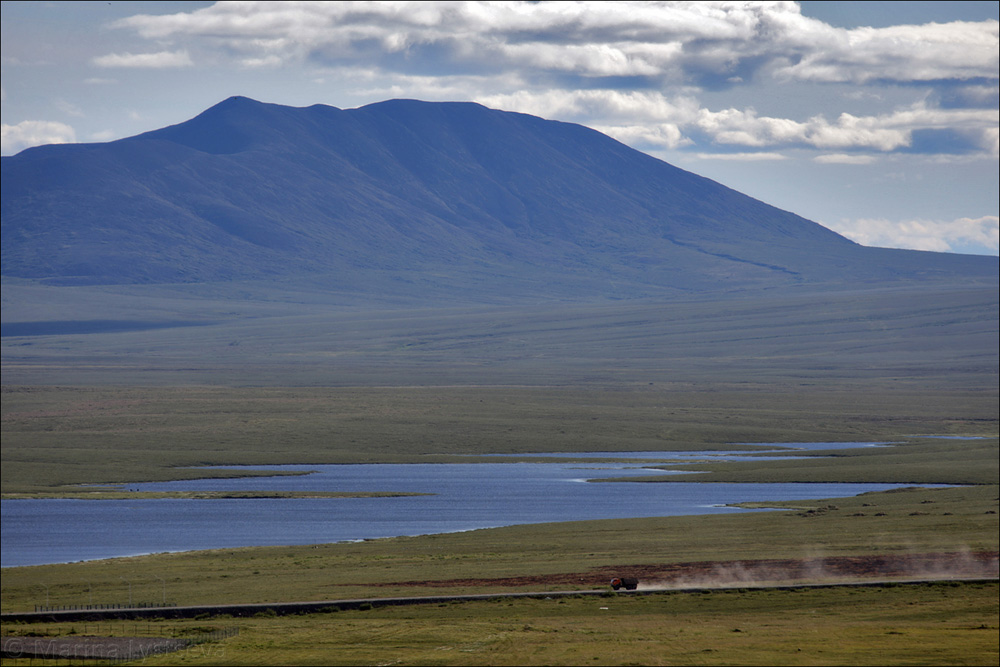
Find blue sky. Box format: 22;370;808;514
2;1;997;256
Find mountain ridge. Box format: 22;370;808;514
2;96;995;299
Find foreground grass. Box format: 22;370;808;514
2;583;996;666
148;582;1000;667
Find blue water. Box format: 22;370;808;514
1;446;939;567
728;442;895;450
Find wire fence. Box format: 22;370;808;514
33;602;176;614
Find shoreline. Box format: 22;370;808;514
0;490;434;501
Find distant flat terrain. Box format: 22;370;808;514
2;282;995;388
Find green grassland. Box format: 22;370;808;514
601;437;1000;485
162;582;1000;666
2;384;996;493
4;583;997;666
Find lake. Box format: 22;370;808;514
1;444;928;568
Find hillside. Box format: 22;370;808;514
3;96;994;299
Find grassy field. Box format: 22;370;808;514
121;582;1000;666
170;582;1000;666
2;583;996;666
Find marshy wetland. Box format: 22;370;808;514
1;383;997;665
4;446;948;567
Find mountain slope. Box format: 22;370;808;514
2;96;995;298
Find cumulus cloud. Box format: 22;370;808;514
105;2;998;83
829;215;1000;254
695;107;908;150
2;120;76;155
692;103;1000;152
474;89;997;155
777;20;999;84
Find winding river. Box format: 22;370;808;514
2;444;932;567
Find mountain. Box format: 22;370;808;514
3;96;994;300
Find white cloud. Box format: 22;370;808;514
693;151;788;161
106;2;998;85
882;102;999;131
691;102;1000;153
984;127;1000;157
474;89;702;149
476;88;985;158
476;89;701;125
92;50;193;69
95;2;995;158
828;215;1000;254
778;20;1000;84
473;88;997;156
695;107;910;151
1;120;76;155
814;153;878;165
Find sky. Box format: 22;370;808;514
2;1;998;256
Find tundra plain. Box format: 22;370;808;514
2;278;998;665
